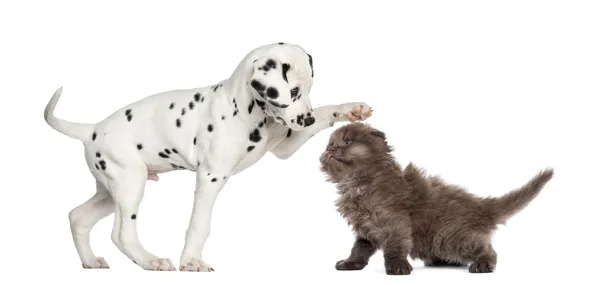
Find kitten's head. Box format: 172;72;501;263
319;122;393;183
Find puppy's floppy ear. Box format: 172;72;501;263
370;129;386;139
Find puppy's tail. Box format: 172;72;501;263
44;87;94;141
484;168;554;224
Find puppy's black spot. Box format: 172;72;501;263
266;87;279;99
263;59;277;71
92;132;97;141
307;112;312;117
223;176;227;179
287;128;292;138
170;163;185;170
264;117;267;124
259;122;264;128
221;115;225;120
193;137;197;145
172;148;178;154
213;84;222;92
233;110;238;116
251;80;266;96
255;99;266;110
181;108;186;115
268;100;288;108
176;119;182;128
194;93;201;102
164;148;171;155
278;42;284;45
201;97;205;102
131;214;136;220
207;124;214;132
211;177;217;182
207;173;211;176
307;53;314;77
95;164;99;170
249;129;261;142
333;112;338;118
189;101;195;110
96;152;101;158
247;145;255;152
197;161;200;167
282;63;290;82
248;100;255;114
137;144;143;150
99;160;107;170
296;114;305;126
125;109;132;122
169;103;175;109
158;152;169;159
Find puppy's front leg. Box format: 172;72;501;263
270;102;373;159
179;169;228;272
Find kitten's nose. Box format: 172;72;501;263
304;116;315;126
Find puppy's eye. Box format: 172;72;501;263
343;140;352;146
291;87;299;98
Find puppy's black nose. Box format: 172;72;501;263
304;116;315;126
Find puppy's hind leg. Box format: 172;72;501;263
69;181;114;269
109;168;176;271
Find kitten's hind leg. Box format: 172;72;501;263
464;239;497;273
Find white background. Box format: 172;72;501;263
1;0;599;284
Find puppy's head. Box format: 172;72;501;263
248;43;315;131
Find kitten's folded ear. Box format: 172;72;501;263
370;129;386;139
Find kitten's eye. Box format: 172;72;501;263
343;140;352;146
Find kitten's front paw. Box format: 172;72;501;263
385;260;413;275
336;103;373;123
335;259;367;270
468;260;495;273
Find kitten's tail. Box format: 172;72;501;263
484;168;554;224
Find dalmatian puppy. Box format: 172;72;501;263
44;42;373;272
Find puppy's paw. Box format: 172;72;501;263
468;260;495;273
336;103;373;122
146;258;176;271
335;259;367;270
82;257;110;269
385;260;413;275
179;258;214;272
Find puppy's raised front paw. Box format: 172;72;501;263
337;103;373;122
82;257;109;269
179;258;214;272
335;259;367;270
